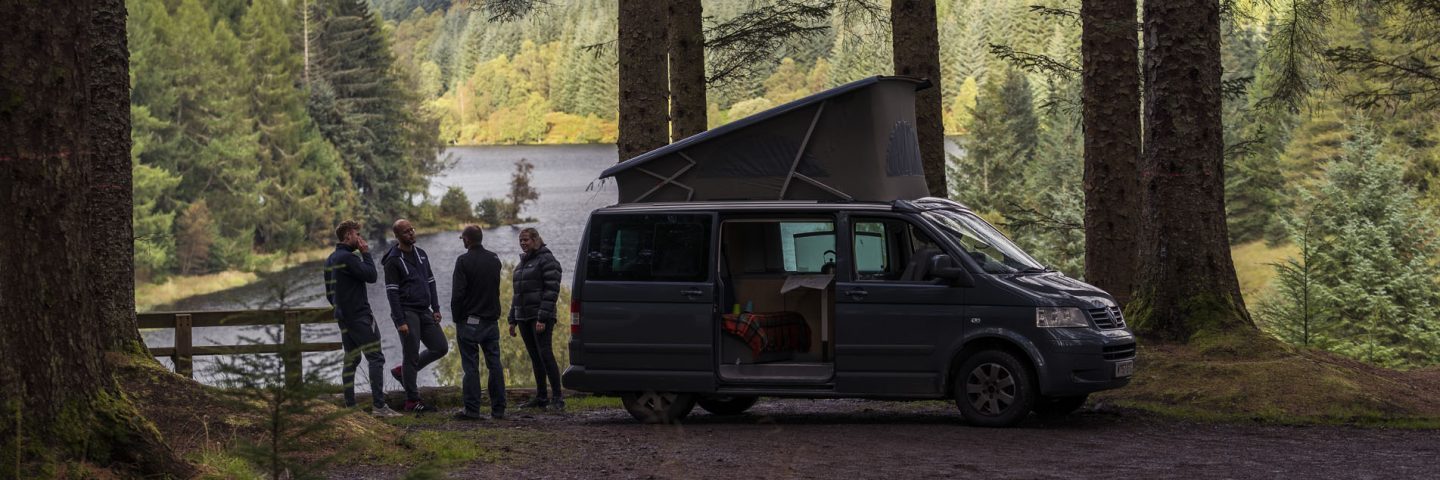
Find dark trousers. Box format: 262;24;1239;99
339;315;387;409
517;319;563;400
457;319;506;415
400;309;448;401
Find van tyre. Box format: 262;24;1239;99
696;395;758;416
621;391;696;424
1034;394;1088;420
955;350;1036;427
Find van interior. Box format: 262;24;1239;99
717;218;837;384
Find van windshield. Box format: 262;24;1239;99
921;209;1046;274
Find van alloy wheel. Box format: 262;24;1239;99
621;391;696;424
953;349;1036;427
966;363;1016;415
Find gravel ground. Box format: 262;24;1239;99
329;398;1440;480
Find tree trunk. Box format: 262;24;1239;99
891;0;946;197
1134;0;1253;341
668;0;706;142
1081;0;1142;305
0;1;191;476
618;0;670;161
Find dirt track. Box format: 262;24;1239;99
330;398;1440;479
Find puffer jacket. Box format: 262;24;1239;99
509;245;562;325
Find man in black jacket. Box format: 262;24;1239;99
450;225;506;420
382;218;448;413
323;221;399;417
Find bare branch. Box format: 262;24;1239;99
704;0;834;86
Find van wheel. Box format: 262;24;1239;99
696;395;758;416
954;350;1036;427
621;391;696;424
1034;394;1089;419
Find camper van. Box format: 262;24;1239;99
562;77;1135;427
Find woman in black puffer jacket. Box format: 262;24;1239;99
509;227;565;410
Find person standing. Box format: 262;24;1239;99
382;218;448;413
324;221;401;417
451;225;507;420
509;227;565;410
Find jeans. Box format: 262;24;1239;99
340;315;386;409
457;319;506;415
518;319;563;400
400;309;448;401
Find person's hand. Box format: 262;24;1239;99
535;322;547;333
357;238;369;253
432;311;442;323
398;324;410;336
508;324;517;337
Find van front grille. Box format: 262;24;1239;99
1087;306;1127;329
1103;343;1137;360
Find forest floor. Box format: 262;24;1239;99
323;395;1440;480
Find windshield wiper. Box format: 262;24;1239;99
1019;267;1052;274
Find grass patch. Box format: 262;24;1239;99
191;449;262;480
563;395;621;411
1094;333;1440;428
355;425;550;471
1230;240;1299;302
135;270;258;312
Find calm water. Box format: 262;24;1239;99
143;144;619;386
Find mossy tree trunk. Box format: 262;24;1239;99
1133;0;1254;341
668;0;706;142
0;1;192;476
618;0;670;162
1081;0;1142;305
891;0;946;197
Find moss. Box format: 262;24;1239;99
190;450;262;480
346;422;551;473
1127;289;1255;342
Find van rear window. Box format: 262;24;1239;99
586;214;711;282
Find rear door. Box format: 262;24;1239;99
834;213;966;396
577;213;717;392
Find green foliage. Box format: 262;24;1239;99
439;186;475;221
1260;127;1440;368
950;68;1036;214
507;158;539;220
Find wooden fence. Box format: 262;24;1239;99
138;307;341;386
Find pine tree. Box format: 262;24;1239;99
951;68;1036;214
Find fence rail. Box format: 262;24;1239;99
139;307;340;386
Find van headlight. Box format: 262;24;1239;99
1036;307;1089;328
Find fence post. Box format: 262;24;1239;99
174;313;193;379
283;310;301;388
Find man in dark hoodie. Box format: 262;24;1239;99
323;221;400;417
382;218;448;413
450;225;506;420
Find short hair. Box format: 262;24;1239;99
462;225;484;244
335;220;361;241
520;227;543;245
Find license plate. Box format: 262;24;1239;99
1115;360;1134;378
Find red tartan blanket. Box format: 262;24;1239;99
722;312;812;357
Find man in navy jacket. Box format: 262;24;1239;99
382;218;448;412
323;221;399;417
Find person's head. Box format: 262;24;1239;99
461;224;483;249
392;219;416;247
335;220;362;248
519;227;543;253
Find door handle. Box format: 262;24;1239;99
679;288;704;297
844;288;869;299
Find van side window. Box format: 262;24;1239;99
587;214;711;282
851;217;943;282
780;222;835;273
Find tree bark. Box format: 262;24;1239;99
668;0;706;142
618;0;671;161
0;1;191;476
1134;0;1253;341
891;0;946;197
1081;0;1142;305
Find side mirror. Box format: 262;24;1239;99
928;254;975;287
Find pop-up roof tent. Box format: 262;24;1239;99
600;76;931;203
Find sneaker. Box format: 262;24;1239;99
390;365;403;383
549;398;566;412
402;400;434;413
371;405;403;418
516;397;548;409
452;410;484;421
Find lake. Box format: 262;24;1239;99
143;144;619;387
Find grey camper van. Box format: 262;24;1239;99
561;77;1135;427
